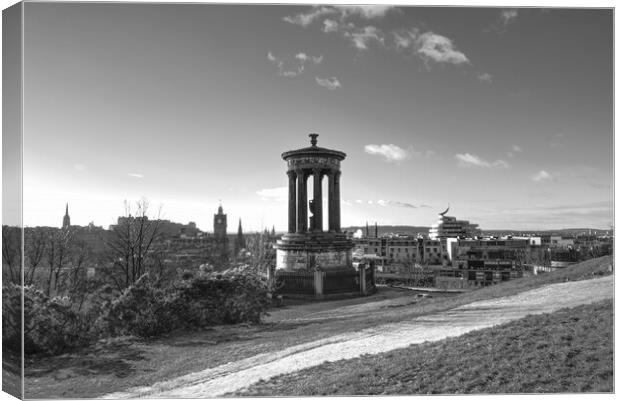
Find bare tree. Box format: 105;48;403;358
44;227;74;296
104;199;163;290
24;228;47;286
2;225;22;285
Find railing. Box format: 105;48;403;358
323;269;358;294
276;270;315;294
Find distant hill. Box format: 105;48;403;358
342;226;612;238
343;225;431;237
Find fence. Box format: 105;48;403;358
275;270;315;295
323;269;358;294
274;264;377;298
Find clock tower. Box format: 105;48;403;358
213;203;227;239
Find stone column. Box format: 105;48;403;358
296;169;307;233
287;170;296;233
334;171;341;232
312;169;323;232
327;171;336;232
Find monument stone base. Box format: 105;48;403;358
275;232;354;271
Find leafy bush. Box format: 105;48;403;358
100;269;271;338
3;284;97;355
172;269;271;327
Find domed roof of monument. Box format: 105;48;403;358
282;134;346;161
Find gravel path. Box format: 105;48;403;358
104;275;613;398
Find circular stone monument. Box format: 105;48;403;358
275;134;354;271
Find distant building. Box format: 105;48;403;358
234;219;246;256
214;204;227;239
428;207;480;240
62;203;71;229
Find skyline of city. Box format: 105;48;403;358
7;4;613;231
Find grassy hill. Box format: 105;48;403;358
234;299;613;395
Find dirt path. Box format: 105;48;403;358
104;275;613;398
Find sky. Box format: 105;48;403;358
17;3;613;232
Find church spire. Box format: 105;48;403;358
235;218;246;255
62;203;71;229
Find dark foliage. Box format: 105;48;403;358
3;284;97;355
100;269;270;338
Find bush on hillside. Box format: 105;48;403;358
100;269;271;338
3;284;97;355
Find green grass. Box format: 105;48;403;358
234;299;614;396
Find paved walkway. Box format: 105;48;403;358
104;275;613;398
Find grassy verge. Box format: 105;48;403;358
24;256;612;398
233;299;614;396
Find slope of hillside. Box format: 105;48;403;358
235;299;613;395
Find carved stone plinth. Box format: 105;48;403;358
275;232;354;271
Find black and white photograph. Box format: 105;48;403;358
1;1;615;399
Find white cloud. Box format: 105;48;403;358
424;150;437;158
415;32;470;65
355;199;363;204
283;5;396;28
315;76;341;90
381;200;417;209
344;25;385;50
478;72;493;83
393;28;419;50
455;153;509;168
256;186;288;201
500;9;519;25
512;145;522;152
322;19;339;33
268;51;322;77
282;6;335;27
364;144;410;162
295;52;323;64
128;173;143;178
531;170;556;182
493;159;510;169
73;163;86;171
335;5;395;19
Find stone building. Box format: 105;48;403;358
213;203;227;239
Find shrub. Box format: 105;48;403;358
99;275;174;338
100;269;271;338
3;284;97;355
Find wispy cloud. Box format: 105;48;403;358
377;199;417;209
500;9;519;26
295;52;323;64
344;25;385;50
282;6;335;27
455;153;509;168
512;145;522;152
346;198;429;209
486;9;519;33
531;170;556;182
415;32;470;65
268;51;322;77
315;76;341;90
477;72;493;83
256;186;288;201
283;5;396;28
365;144;410;162
128;173;143;178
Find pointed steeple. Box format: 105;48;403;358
62;203;71;229
374;222;378;238
365;221;369;237
235;218;246;254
